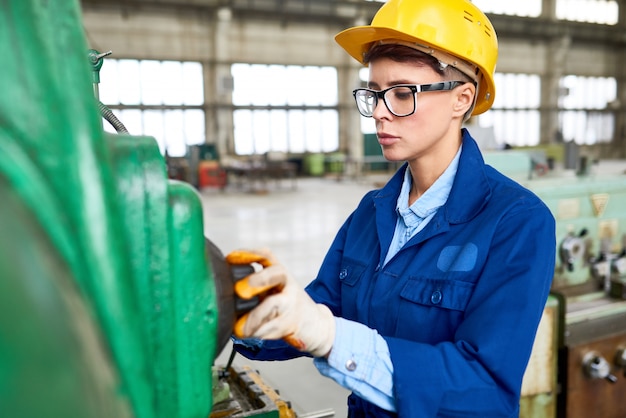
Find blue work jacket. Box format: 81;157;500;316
235;130;556;417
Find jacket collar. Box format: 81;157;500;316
445;129;492;224
375;128;491;227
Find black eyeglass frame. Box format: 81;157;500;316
352;81;466;118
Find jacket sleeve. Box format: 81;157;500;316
387;202;556;417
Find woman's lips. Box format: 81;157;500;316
377;132;398;146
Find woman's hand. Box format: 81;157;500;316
234;249;335;358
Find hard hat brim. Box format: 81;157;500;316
335;26;425;65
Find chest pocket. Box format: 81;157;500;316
396;277;476;342
400;277;475;311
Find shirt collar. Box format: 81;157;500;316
396;146;462;225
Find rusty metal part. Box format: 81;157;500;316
211;365;297;418
563;334;626;418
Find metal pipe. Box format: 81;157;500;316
298;409;335;418
98;100;129;134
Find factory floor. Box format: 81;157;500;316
201;172;392;417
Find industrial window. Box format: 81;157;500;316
556;0;618;25
559;75;616;144
472;0;542;17
99;59;205;157
369;0;617;24
231;63;339;155
477;73;541;147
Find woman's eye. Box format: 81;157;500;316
394;91;412;101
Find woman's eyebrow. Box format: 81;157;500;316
368;79;419;89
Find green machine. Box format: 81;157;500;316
0;1;295;417
0;0;218;417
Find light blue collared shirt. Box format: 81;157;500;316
383;152;459;266
314;147;461;412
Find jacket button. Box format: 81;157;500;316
431;290;442;305
339;269;348;279
345;359;357;371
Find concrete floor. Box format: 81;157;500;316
200;174;390;417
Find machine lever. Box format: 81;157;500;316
226;250;278;338
219;347;238;379
226;250;302;349
559;232;587;272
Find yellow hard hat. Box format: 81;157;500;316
335;0;498;115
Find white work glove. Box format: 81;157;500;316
239;250;336;358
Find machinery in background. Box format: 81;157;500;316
0;1;296;417
486;150;626;418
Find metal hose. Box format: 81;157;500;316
98;100;129;134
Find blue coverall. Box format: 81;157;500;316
235;129;556;417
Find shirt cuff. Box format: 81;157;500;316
314;317;396;412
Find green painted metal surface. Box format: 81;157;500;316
0;0;220;416
169;181;219;416
109;134;219;416
0;177;132;418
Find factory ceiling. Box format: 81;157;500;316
81;0;626;46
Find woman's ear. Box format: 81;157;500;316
453;83;476;118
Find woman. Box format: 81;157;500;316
233;0;556;416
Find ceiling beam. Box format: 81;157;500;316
80;0;626;46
